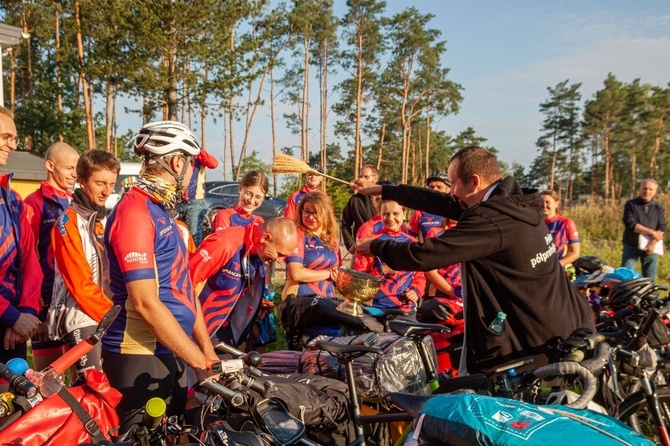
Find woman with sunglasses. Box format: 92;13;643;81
211;171;269;232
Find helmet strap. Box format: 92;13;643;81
148;153;193;192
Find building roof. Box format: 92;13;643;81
0;151;46;181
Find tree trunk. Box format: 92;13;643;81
164;0;179;121
228;32;236;178
105;79;113;150
112;86;117;156
425;107;431;181
354;26;364;176
377;119;386;172
9;49;15;111
270;66;278;196
21;0;33;99
301;36;311;162
74;0;95;148
320;40;329;190
55;7;62;113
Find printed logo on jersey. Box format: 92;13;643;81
124;251;148;264
156;216;166;225
57;215;70;236
221;260;242;279
199;249;212;262
158;224;174;237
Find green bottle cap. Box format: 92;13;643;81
145;397;166;418
497;312;507;320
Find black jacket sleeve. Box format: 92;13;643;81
370;209;500;272
382;185;464;221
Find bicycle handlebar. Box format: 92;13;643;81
532;361;598;410
199;380;245;407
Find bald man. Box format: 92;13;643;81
190;217;298;350
24;141;80;369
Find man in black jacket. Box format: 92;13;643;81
621;179;666;280
353;147;595;375
341;165;379;253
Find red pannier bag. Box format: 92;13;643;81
0;368;121;446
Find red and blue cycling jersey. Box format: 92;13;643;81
545;215;579;260
189;225;265;336
0;174;41;326
357;215;412;240
353;228;426;312
408;210;457;239
103;186;197;355
285;228;340;297
212;206;263;232
24;181;71;311
424;226;462;299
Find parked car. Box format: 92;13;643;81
200;181;288;238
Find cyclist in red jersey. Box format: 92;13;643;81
24;142;79;370
540;190;580;267
211;171;268;232
103;121;218;433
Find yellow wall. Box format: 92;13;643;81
10;179;41;199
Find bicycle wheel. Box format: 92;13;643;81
617;386;670;443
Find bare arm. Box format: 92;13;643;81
425;270;457;298
286;262;336;283
559;242;581;267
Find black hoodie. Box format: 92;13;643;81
371;176;595;374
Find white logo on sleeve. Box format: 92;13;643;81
199;249;212;262
124;252;148;264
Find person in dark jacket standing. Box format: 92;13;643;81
353;146;595;375
341;165;378;253
621;179;666;281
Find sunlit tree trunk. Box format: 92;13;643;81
74;0;95;148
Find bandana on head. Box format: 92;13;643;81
135;174;178;209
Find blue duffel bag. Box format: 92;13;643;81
411;393;653;445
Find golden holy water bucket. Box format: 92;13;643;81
334;267;382;317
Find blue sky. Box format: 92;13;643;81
116;1;670;181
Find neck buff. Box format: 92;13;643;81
72;188;106;220
135;174;178;209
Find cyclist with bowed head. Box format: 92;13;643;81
353;146;594;375
211;171;268;232
102;121;218;433
540;190;580;268
283;192;341;300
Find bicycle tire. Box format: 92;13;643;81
617;386;670;443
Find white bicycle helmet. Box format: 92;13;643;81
133;120;201;157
